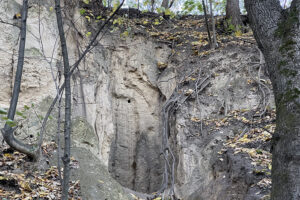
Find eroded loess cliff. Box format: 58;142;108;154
0;1;274;199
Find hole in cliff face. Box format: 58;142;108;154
128;99;131;103
132;161;136;169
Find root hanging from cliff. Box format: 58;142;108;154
159;72;210;199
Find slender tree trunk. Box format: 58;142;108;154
55;0;72;199
161;0;169;9
209;0;217;49
226;0;242;28
57;93;63;184
245;0;300;199
169;0;175;8
99;0;104;8
151;0;154;12
93;0;104;9
202;0;212;46
1;0;38;159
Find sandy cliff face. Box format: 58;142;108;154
71;36;174;192
0;1;174;194
0;1;58;108
0;1;274;199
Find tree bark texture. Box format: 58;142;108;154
161;0;169;9
92;0;103;9
209;0;217;49
55;0;72;199
226;0;242;28
202;0;212;46
245;0;300;199
1;0;38;159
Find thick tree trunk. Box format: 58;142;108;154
226;0;242;28
245;0;300;199
55;0;71;199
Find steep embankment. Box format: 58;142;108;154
0;1;274;199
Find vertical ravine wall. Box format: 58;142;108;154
71;36;175;193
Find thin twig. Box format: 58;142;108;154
195;67;203;132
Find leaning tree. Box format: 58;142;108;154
245;0;300;199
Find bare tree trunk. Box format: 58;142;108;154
93;0;104;9
151;0;154;12
1;0;38;159
226;0;242;28
209;0;217;49
161;0;169;9
55;0;71;199
99;0;104;8
57;93;63;183
202;0;212;46
245;0;300;199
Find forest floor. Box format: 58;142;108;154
0;141;81;199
